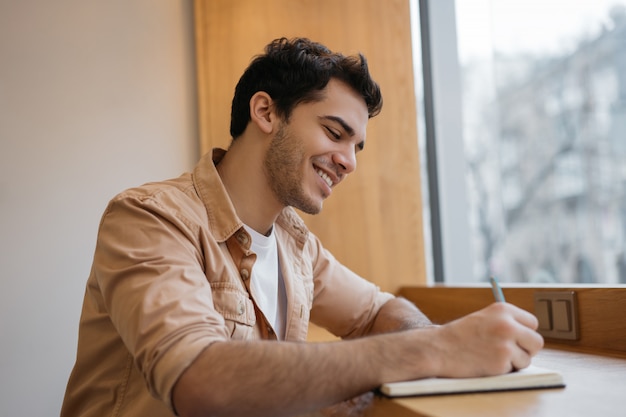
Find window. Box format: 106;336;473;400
413;0;626;284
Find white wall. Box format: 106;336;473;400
0;1;198;415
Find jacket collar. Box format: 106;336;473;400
192;148;241;243
192;148;310;245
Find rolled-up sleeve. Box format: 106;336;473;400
306;233;394;339
93;191;229;409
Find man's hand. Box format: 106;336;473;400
427;302;544;378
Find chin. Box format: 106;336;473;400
296;200;323;215
300;206;322;216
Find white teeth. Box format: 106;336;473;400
316;169;332;187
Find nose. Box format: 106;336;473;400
333;145;357;175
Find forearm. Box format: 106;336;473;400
367;297;434;335
173;302;544;417
172;331;437;417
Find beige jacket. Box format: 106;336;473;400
61;149;393;417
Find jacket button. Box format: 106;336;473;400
237;302;245;315
240;269;250;280
236;232;249;245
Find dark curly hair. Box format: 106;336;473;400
230;37;383;139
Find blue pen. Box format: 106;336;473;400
490;276;506;302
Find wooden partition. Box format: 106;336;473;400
399;285;626;353
194;0;427;293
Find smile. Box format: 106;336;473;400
316;169;333;188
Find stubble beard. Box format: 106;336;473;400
263;125;323;215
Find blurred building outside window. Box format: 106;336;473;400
413;0;626;284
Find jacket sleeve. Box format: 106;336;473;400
92;190;230;410
305;232;394;339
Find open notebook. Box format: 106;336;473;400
380;365;565;397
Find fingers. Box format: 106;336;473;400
496;302;545;356
508;303;540;330
515;320;545;364
434;302;545;377
511;351;533;372
485;301;537;329
485;302;544;372
425;301;547;378
510;327;544;371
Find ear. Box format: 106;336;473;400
249;91;276;134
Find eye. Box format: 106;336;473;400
325;126;341;140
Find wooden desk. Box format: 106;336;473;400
365;348;626;417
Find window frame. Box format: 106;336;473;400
415;0;474;283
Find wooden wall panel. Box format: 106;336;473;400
399;286;626;353
194;0;426;292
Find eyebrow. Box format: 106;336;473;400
319;115;365;151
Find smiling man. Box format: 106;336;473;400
61;38;543;417
219;76;368;230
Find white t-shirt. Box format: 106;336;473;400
243;224;287;340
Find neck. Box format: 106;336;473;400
216;138;283;235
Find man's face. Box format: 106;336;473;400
263;79;369;214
